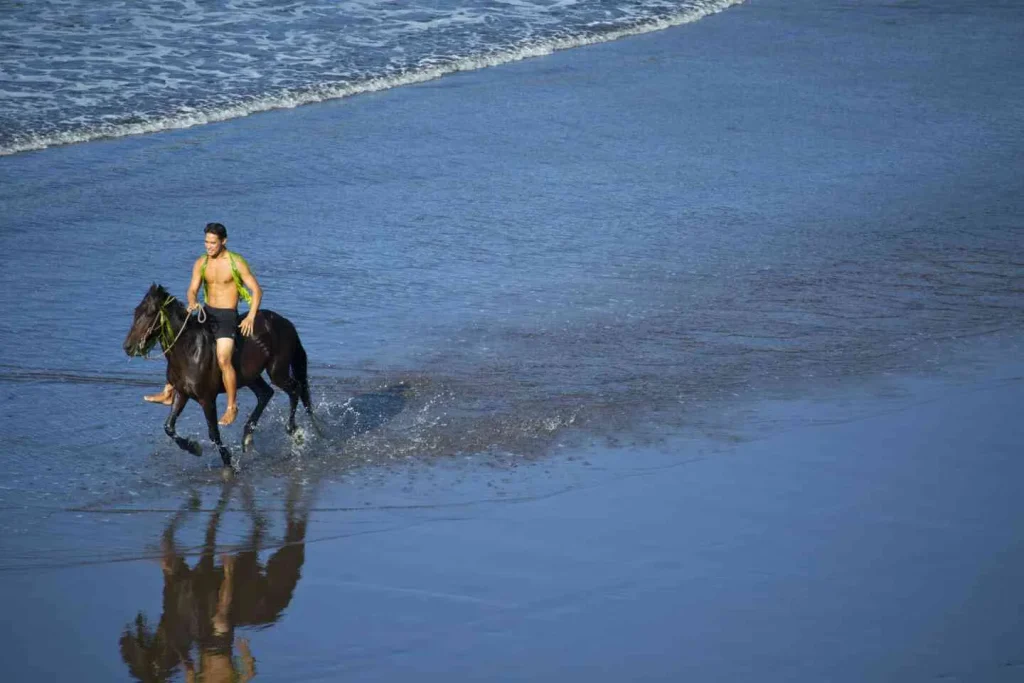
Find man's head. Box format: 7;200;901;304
204;222;228;257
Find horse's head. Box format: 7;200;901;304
123;284;173;357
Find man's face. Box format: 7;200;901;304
205;233;225;257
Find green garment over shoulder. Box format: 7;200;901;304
200;250;253;305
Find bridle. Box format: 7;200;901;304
139;296;195;359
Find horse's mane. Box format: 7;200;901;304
146;283;215;354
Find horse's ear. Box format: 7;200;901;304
145;283;167;304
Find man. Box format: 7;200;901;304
144;223;262;426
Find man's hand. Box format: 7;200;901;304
239;313;256;337
187;301;202;314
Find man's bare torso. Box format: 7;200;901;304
201;253;240;310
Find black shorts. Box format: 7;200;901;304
204;306;239;340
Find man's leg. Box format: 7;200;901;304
216;338;238;425
144;383;175;405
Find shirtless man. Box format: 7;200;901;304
143;223;262;426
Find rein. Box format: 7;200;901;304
142;296;203;360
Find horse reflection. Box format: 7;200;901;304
120;482;309;682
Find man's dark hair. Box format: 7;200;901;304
204;222;228;239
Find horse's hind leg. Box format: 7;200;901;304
164;392;201;456
242;377;274;453
291;339;316;422
199;399;233;468
268;361;301;435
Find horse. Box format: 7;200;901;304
123;284;313;467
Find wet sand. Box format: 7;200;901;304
289;356;1024;682
2;342;1022;681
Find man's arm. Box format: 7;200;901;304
186;257;204;312
237;259;262;337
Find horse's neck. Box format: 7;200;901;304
164;304;212;362
163;301;189;331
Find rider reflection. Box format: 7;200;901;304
119;481;308;682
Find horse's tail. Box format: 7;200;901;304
291;336;312;411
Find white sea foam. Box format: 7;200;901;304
0;0;744;156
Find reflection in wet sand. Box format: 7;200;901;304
119;481;309;682
114;383;414;681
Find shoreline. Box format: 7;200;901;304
0;1;746;158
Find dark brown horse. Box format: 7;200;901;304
123;284;313;467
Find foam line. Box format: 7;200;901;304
0;1;744;157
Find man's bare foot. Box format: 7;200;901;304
218;404;238;426
144;385;174;405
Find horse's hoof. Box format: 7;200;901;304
242;433;254;452
187;440;203;457
220;466;235;482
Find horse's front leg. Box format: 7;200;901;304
165;391;201;456
200;399;233;468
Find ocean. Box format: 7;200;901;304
1;0;1023;680
0;0;742;156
